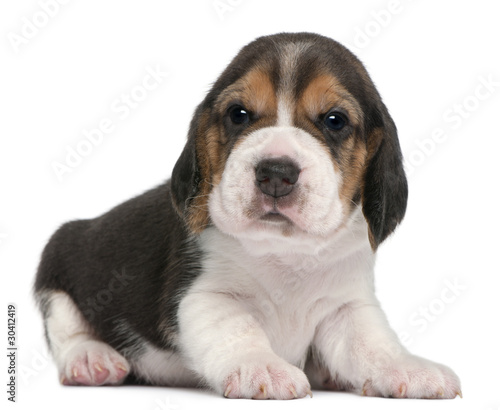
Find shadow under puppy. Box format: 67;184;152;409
35;32;461;399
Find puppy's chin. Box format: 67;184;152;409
259;212;292;224
208;191;348;256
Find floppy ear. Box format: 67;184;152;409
170;104;210;233
362;104;408;250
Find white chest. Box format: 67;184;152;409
194;226;374;366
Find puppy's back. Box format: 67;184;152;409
34;182;201;354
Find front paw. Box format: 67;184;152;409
222;352;312;400
361;355;461;399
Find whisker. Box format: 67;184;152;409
339;192;363;213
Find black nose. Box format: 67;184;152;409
255;157;300;198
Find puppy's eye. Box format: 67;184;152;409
324;111;347;131
229;105;250;125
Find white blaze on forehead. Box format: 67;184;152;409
275;41;312;127
276;97;294;127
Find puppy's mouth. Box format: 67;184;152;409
259;211;292;224
252;193;301;231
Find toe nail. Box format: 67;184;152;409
94;363;103;372
260;384;267;399
438;387;444;397
307;389;313;398
289;386;298;398
72;368;78;378
457;390;463;399
362;380;370;396
399;383;407;398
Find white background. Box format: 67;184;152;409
1;1;499;409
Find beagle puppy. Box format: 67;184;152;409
35;32;461;399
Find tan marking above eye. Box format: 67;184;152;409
215;67;278;118
298;74;362;126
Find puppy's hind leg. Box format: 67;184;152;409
39;291;130;386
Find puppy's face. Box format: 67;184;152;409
171;33;408;252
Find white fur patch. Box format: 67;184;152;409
276;40;311;127
43;291;130;385
132;342;200;387
276;96;294;127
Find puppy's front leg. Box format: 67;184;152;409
178;290;311;399
314;298;461;399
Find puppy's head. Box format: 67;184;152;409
171;33;407;252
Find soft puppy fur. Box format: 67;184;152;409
35;32;461;399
